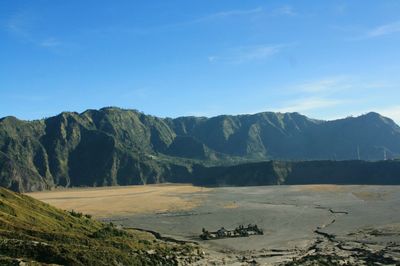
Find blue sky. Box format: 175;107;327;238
1;1;400;123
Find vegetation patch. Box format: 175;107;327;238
0;187;201;265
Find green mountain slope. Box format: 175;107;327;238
168;111;400;160
0;187;200;265
1;107;400;191
192;160;400;186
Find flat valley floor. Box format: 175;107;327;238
28;184;400;265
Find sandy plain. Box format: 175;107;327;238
28;184;400;265
27;184;210;218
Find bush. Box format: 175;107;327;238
68;210;83;218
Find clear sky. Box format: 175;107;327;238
1;1;400;123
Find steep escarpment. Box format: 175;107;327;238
0;108;193;192
1;107;400;191
193;160;400;186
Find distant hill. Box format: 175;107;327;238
0;187;199;265
1;107;400;191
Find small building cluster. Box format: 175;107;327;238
200;224;263;240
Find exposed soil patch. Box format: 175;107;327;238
353;191;389;201
27;184;211;218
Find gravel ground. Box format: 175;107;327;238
112;185;400;265
31;184;400;265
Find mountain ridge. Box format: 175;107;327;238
2;108;394;125
1;107;400;192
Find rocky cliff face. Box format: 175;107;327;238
192;160;400;186
1;107;400;191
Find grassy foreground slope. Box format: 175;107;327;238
0;187;200;265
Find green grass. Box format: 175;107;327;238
0;187;200;265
